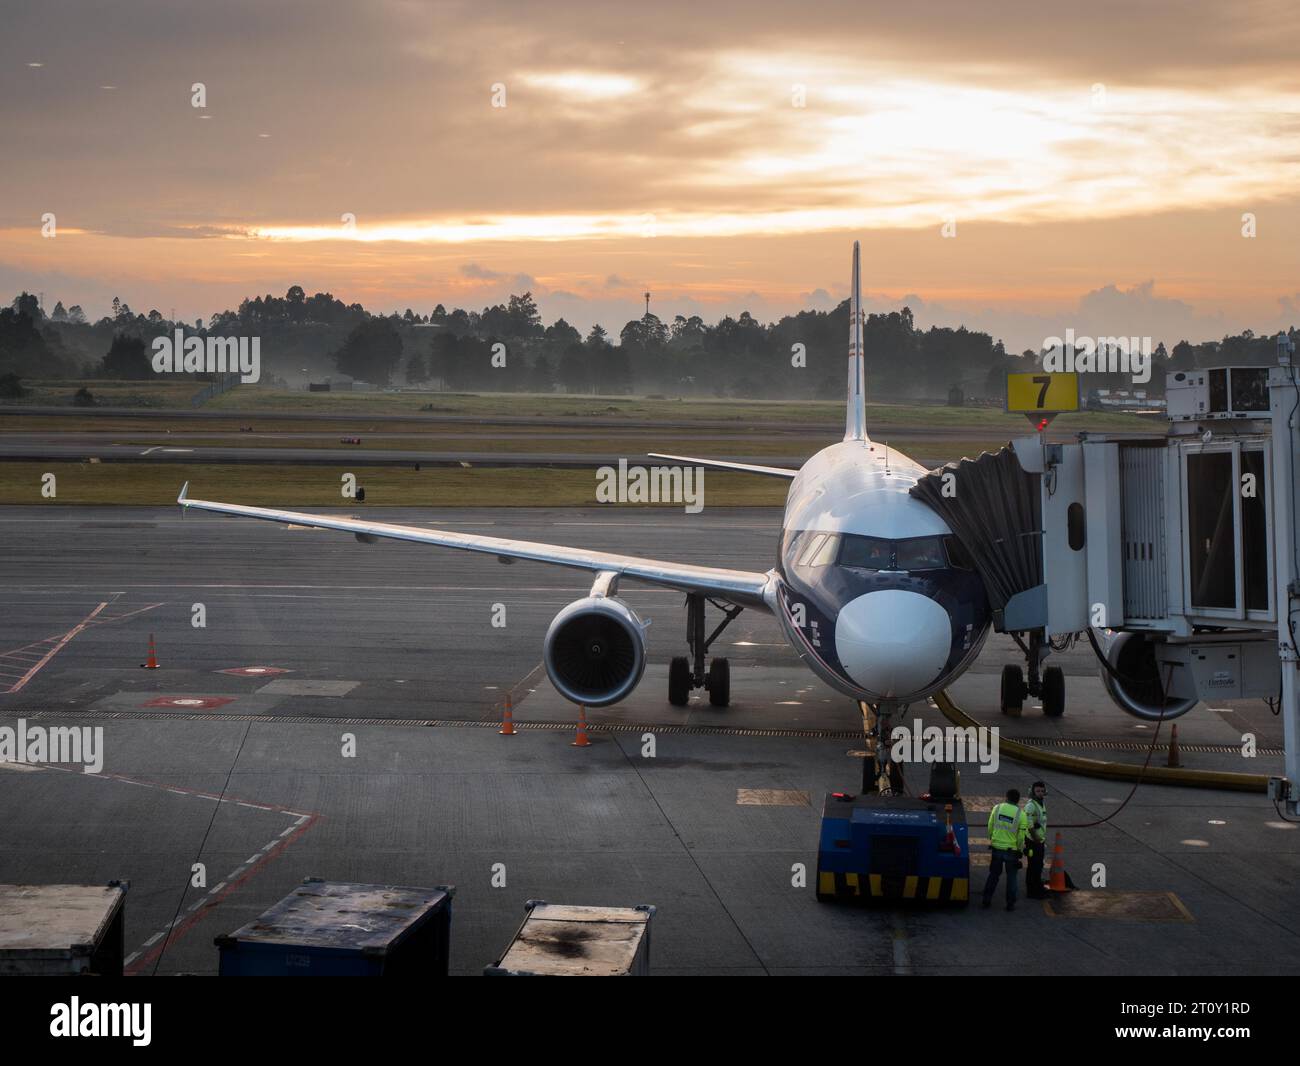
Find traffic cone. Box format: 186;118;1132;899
141;634;159;670
942;803;961;856
572;705;591;748
1167;723;1182;768
1048;832;1070;892
499;694;516;736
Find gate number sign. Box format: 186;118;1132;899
1005;372;1079;414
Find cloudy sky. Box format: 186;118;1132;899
2;0;1298;351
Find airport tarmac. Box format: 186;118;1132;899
1;505;1297;975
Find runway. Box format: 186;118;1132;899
1;505;1297;974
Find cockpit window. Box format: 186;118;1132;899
838;535;894;570
837;534;951;572
894;537;947;571
795;532;838;568
790;531;964;574
807;533;839;567
944;535;974;571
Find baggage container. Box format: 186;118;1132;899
485;900;655;976
216;878;453;976
0;881;128;976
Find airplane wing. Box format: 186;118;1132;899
646;453;799;479
176;483;774;608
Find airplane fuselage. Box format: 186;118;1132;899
768;438;991;704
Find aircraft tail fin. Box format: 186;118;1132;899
844;240;868;441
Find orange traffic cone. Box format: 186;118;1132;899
942;803;961;856
141;634;159;670
499;693;516;735
572;705;591;748
1048;831;1070;892
1167;724;1182;768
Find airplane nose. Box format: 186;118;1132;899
834;589;951;698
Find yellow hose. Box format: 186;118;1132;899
932;690;1268;793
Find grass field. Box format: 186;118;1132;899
4;389;1156;437
202;387;1155;432
0;462;792;507
0;387;1160;507
16;433;1005;460
8;380;200;408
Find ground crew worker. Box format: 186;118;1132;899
1023;781;1049;898
982;788;1028;911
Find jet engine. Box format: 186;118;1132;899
1099;630;1198;721
543;596;647;707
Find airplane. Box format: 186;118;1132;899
177;242;996;789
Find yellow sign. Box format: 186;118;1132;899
1005;372;1079;414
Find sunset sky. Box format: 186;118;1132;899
2;0;1298;351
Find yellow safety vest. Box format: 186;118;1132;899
1024;797;1047;843
988;802;1026;851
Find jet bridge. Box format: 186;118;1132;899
914;339;1300;812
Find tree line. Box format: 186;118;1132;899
1;287;1296;402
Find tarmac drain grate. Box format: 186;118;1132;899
1011;736;1281;756
20;709;868;739
17;709;1282;755
1044;890;1194;922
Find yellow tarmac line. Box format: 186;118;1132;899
933;690;1268;793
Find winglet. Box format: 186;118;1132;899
177;481;189;505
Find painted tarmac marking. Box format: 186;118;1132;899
890;913;912;976
0;601;107;694
16;760;319;974
736;788;811;806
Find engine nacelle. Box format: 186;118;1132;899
543;596;647;707
1099;630;1198;721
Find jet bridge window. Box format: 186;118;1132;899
1185;446;1270;615
1187;451;1235;609
1242;449;1268;612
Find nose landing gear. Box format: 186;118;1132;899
667;593;741;708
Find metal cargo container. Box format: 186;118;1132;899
485;900;655;976
215;878;453;976
0;881;128;976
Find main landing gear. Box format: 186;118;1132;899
668;593;741;708
1000;630;1065;717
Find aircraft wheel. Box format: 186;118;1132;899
928;761;958;800
669;657;691;706
1000;664;1025;715
1042;665;1065;717
707;658;730;707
